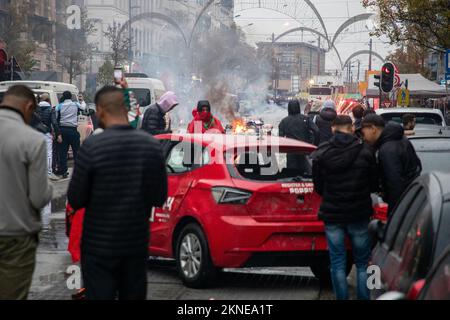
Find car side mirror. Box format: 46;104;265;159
377;291;406;300
369;219;385;244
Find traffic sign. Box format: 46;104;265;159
397;88;410;106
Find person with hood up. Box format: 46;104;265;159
314;100;338;145
279;99;319;145
187;100;225;134
359;114;422;216
141;91;179;135
38;94;62;179
311;115;378;300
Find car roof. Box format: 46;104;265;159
408;128;450;139
376;108;444;115
156;134;317;151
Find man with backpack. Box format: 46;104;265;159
279;99;319;145
279;99;320;173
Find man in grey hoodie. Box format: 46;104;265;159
0;85;53;300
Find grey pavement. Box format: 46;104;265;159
28;212;358;300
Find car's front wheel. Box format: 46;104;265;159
175;223;218;288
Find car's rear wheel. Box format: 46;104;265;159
310;254;353;286
175;223;218;288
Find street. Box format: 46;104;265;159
29;211;353;300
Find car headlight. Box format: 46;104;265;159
211;187;252;205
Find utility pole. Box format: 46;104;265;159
317;35;321;76
369;38;373;71
357;59;361;82
128;0;133;72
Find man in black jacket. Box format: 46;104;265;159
68;86;168;300
314;100;338;145
38;93;61;180
360;114;422;215
279;99;319;145
312;115;378;300
141;91;178;135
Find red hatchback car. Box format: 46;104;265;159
148;133;351;287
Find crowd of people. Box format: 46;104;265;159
0;80;424;301
279;99;422;300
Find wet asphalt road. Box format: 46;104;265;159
28;213;358;300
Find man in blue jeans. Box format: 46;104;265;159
56;91;85;179
312;115;379;300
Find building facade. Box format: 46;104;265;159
83;0;234;78
257;41;326;93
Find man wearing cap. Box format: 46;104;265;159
359;114;422;215
187;100;225;134
312;115;378;300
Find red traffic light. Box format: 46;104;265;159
382;66;390;74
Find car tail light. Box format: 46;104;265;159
406;279;426;300
211;187;252;205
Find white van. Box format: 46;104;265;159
0;81;79;106
126;77;166;114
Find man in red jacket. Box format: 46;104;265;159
187;100;225;134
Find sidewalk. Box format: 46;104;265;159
51;168;72;213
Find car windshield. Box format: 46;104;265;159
381;112;443;126
411;138;450;173
129;88;151;107
231;149;313;182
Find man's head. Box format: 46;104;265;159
352;104;364;120
332;115;354;135
62;91;72;101
0;38;5;50
78;93;84;102
402;114;416;130
94;86;128;129
40;93;50;104
288;99;301;115
158;91;179;113
0;85;37;124
197;100;211;113
360;114;385;145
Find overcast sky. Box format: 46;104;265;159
234;0;395;73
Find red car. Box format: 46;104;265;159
148;133;352;288
65;134;357;288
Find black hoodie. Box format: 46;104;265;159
311;132;378;223
278;100;319;145
376;122;422;213
315;107;338;144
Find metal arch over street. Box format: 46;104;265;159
274;27;343;69
234;0;329;40
331;13;375;48
118;12;188;47
342;50;385;70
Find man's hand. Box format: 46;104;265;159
118;78;129;89
57;135;63;144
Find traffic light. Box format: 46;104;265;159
374;74;381;89
381;62;395;93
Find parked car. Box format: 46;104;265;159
378;246;450;300
0;80;79;107
408;129;450;173
369;172;450;298
376;107;446;128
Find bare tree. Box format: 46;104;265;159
104;23;132;67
